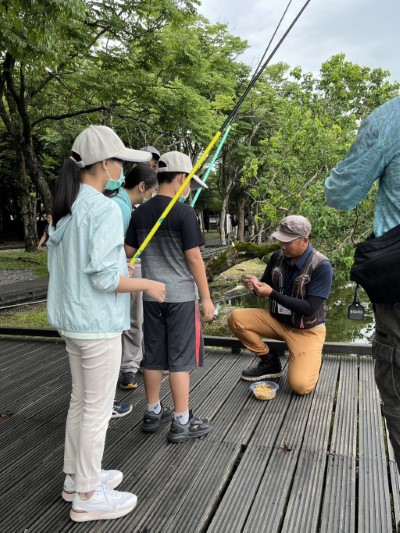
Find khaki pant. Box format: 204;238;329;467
63;335;121;492
228;308;326;395
121;264;143;373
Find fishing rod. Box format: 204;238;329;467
130;0;312;265
191;0;296;208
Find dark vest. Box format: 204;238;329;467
270;249;328;329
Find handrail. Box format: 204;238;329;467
0;327;372;355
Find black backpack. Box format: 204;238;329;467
350;223;400;303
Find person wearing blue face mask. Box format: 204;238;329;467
105;163;159;235
104;164;158;394
47;125;166;522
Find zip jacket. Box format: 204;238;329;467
47;184;129;336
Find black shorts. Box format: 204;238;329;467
143;300;204;372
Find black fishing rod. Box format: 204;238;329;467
221;0;312;130
131;0;313;263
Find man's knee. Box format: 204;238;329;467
227;308;246;332
288;374;317;396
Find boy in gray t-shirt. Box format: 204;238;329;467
125;151;214;443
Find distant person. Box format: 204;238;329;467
125;151;214;442
228;215;333;395
106;164;159;393
47;125;165;522
248;212;255;237
37;214;51;250
140;145;160;172
231;214;239;239
244;213;249;236
325;95;400;477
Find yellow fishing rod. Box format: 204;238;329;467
130;0;312;265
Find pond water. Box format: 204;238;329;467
225;279;374;344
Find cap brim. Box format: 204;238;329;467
190;175;208;190
113;147;152;163
271;230;301;242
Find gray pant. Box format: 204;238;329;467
121;264;143;373
373;303;400;471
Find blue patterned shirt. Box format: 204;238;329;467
325;96;400;237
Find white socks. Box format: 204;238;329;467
147;401;161;414
174;410;189;425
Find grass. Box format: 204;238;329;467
0;302;49;328
0;250;48;278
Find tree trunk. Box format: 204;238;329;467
22;141;53;212
237;195;245;242
16;147;37;251
219;195;228;246
257;222;265;244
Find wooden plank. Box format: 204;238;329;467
320;356;358;533
358;356;393;532
207;445;272;533
139;442;241;533
281;357;340;533
223;359;290;447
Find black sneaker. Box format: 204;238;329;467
241;354;283;382
141;404;173;433
167;410;213;443
118;372;137;390
111;401;133;418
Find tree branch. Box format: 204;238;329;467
32;106;110;127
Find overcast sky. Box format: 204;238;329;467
197;0;400;82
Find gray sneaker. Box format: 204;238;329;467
167;410;213;443
141;404;173;433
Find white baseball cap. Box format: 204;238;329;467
71;125;151;168
157;151;193;174
190;175;208;190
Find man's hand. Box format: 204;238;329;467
251;280;273;298
201;297;215;322
243;274;258;290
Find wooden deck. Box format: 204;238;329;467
1;337;399;532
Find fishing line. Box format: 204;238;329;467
191;0;296;207
130;0;312;264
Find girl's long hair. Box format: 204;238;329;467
52;152;90;228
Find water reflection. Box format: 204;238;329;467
226;280;374;344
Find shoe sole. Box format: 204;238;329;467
111;406;133;419
118;383;138;390
141;412;173;433
70;495;137;522
167;425;213;443
62;473;124;502
241;371;284;382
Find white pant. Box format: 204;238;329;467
63;335;122;492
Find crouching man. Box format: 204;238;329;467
228;215;333;395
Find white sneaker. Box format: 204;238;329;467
62;469;123;502
70;485;138;522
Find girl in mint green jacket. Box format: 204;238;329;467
47;125;165;523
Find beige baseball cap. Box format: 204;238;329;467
157;151;193;174
71;125;151;168
271;215;311;242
